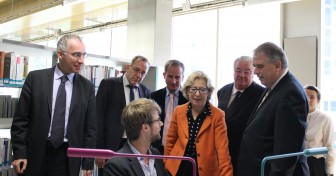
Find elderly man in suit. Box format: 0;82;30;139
238;42;309;176
217;56;265;175
11;34;96;176
95;55;151;173
104;98;168;176
150;60;188;154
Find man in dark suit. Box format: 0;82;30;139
217;56;265;175
95;56;151;173
11;34;96;176
238;42;309;176
150;60;188;154
104;98;168;176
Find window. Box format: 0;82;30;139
171;3;280;104
321;0;336;117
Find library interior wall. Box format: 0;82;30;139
283;0;321;86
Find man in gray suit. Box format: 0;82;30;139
104;98;168;176
11;34;96;176
95;56;151;173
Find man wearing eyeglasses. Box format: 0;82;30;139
104;98;168;176
11;34;96;176
150;60;188;154
217;56;265;175
95;55;151;175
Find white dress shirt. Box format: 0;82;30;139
305;109;335;174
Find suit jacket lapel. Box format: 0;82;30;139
224;84;234;110
129;158;145;176
180;107;189;138
154;162;164;176
123;143;146;176
69;74;77;115
198;115;211;137
246;88;269;125
177;90;186;104
46;67;55;118
118;77;126;106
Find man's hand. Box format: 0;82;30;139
82;170;92;176
12;159;27;174
95;158;106;168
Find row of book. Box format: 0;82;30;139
1;50;126;89
79;65;124;88
0;96;18;119
0;51;29;87
0;138;15;176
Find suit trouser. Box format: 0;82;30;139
39;141;70;176
307;156;327;176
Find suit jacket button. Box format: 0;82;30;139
195;139;199;143
199;167;202;171
197;153;200;157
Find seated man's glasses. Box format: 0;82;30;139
189;87;208;94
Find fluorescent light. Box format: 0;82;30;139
247;0;301;5
62;0;88;6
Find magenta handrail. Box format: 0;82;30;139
67;147;197;176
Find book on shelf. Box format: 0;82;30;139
79;65;123;88
2;52;28;87
0;51;5;83
0;138;12;166
0;138;15;176
0;96;18;118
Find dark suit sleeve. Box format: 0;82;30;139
81;81;97;170
271;88;307;175
104;158;128;176
96;79;109;149
11;72;33;160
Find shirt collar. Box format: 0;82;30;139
165;87;179;97
270;69;288;90
55;64;74;84
232;84;244;95
128;141;152;161
123;74;139;88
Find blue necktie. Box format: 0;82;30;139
50;75;68;148
128;85;135;102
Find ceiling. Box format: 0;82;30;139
0;0;292;43
0;0;128;42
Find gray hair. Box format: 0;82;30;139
233;56;253;69
57;34;83;52
253;42;288;69
181;71;214;100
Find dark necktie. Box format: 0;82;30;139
128;85;136;102
50;75;68;148
229;91;241;108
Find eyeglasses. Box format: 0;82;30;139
234;69;252;75
64;51;87;59
189;87;208;94
131;66;147;76
147;119;162;124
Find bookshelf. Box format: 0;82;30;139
0;39;129;126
